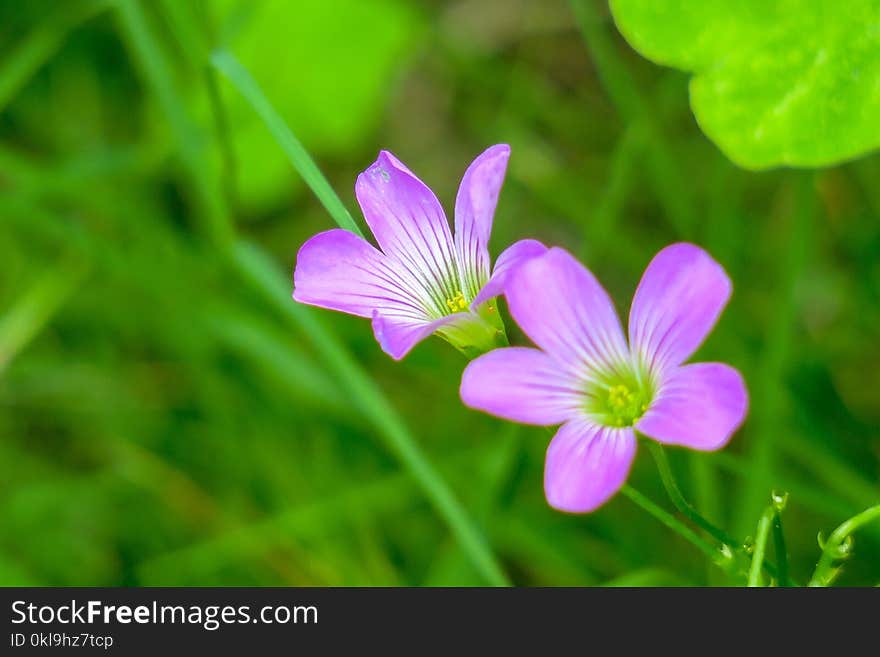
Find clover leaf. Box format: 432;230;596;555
609;0;880;169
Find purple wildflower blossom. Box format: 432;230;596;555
460;244;748;513
293;145;546;359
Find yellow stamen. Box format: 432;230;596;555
445;291;468;313
608;384;634;410
585;373;653;428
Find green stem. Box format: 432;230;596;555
747;507;774;587
210;49;364;238
620;485;733;572
772;511;790;586
809;504;880;587
647;442;738;548
646;442;796;584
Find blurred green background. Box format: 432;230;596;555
1;0;878;586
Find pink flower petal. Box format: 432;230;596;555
506;247;629;376
355;151;459;317
544;420;636;513
460;347;583;425
371;312;457;361
628;243;732;373
454;144;510;299
293;229;429;319
471;239;547;308
636;362;748;451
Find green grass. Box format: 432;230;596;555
0;0;877;586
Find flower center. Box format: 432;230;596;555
445;291;468;313
586;370;653;428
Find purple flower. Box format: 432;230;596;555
293;145;546;359
460;244;748;513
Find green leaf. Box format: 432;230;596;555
609;0;880;169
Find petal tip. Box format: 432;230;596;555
292;229;337;293
458;360;478;407
636;362;749;451
544;475;616;514
630;242;734;369
357;150;408;191
375;149;409;174
470;239;549;308
663;242;733;291
544;489;602;514
483;143;511;160
506;246;575;295
371;312;408;361
371;311;446;361
543;424;636;514
467;143;510;167
716;366;749;447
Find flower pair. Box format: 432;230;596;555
293;145;748;513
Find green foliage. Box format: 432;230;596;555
210;0;421;209
609;0;880;169
0;0;878;586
